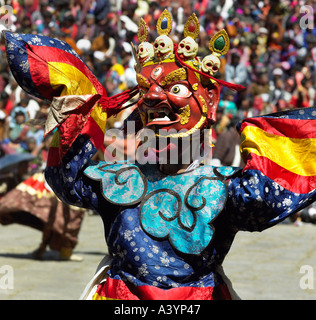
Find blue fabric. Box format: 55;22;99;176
228;168;316;231
84;162;147;205
107;207;222;289
45;136;99;210
84;161;236;254
44;133;316;290
4;31;83;100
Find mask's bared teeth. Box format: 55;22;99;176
145;105;179;126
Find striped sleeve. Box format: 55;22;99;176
227;107;316;231
3;31;107;167
239;109;316;193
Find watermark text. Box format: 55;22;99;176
103;123;213;165
300;5;314;29
0;265;14;290
299;265;314;290
0;5;13;30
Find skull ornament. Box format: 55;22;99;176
137;42;154;66
154;35;174;61
201;54;221;76
177;37;198;61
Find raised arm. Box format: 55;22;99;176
2;31;137;214
227;107;316;231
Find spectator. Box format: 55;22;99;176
18;95;40;120
269;72;286;112
250;72;271;114
91;27;116;59
0;0;314;217
60;12;78;40
35;10;59;36
219;91;238;117
17;16;33;34
247;52;262;84
8;107;29;145
93;0;111;25
212;117;245;167
31;1;50;26
0;91;13;116
104;69;122;97
225;51;248;87
77;13;97;41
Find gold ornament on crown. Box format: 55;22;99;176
201;29;230;80
134;9;230;83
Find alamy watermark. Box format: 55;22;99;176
0;265;14;291
103;123;213;165
300;5;314;29
0;5;13;30
299;265;314;290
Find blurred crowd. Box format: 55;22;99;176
0;0;314;187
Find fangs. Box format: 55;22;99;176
147;108;174;122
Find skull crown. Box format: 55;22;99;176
201;29;230;77
177;13;200;63
154;35;174;61
134;9;230;85
137;42;154;65
177;37;198;61
201;54;221;76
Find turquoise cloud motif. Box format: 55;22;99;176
84;161;235;255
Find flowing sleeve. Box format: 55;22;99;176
3;31;144;227
4;31;138;212
227;107;316;231
3;31;110;209
3;31;107;159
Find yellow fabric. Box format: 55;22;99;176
50;131;60;147
240;125;316;176
111;63;126;91
90;104;107;134
47;62;107;143
92;292;119;300
48;62;97;96
48;63;107;132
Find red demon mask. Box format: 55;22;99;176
137;61;220;138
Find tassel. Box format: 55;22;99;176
99;86;140;117
174;44;246;92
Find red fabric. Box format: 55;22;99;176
23;175;47;193
81;113;106;150
46;94;101;167
46;146;62;167
174;47;246;92
26;44;105;100
58;95;101;159
244;153;316;194
240;117;316;139
95;277;232;300
99;86;139;117
27;45;55;99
